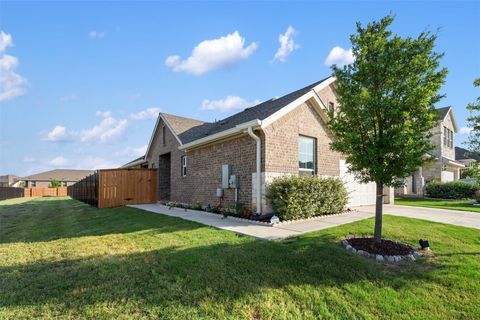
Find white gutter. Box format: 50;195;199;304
120;158;147;169
179;119;261;151
246;126;262;214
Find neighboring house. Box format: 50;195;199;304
121;156;148;169
21;169;95;188
396;106;465;196
0;174;20;187
136;76;391;213
455;146;479;172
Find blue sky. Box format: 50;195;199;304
1;1;479;176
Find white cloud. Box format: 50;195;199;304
43;125;72;142
49;156;69;166
22;156;35;163
59;94;78;102
88;31;106;39
75;156;120;169
115;145;148;158
459;127;473;135
95;110;112;118
79;111;128;143
165;31;257;75
44;155;120;170
201;96;261;112
0;31;27;102
42;111;129;144
273;26;299;62
0;31;13;53
324;46;355;67
130;107;160;120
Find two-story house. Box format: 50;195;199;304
396;106;464;196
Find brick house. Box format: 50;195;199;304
396;106;465;196
131;76;391;213
21;169;95;188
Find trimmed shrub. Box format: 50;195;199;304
424;180;479;199
266;175;348;221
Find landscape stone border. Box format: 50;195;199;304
164;203;358;227
273;209;358;226
341;237;422;263
164;205;273;226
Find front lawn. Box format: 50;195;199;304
395;197;480;212
1;197;479;319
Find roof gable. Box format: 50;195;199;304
178;76;333;145
146;76;335;152
435;106;458;132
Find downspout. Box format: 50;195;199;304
247;126;262;214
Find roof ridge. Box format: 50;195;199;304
161;112;207;124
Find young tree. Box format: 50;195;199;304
466;78;480;152
328;15;447;242
49;180;61;188
460;162;480;179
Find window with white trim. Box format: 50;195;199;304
298;135;316;174
181;156;187;176
443;126;453;148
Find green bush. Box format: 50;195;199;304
266;175;348;221
424;180;479;199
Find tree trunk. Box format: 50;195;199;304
374;182;384;243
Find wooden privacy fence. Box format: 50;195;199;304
0;187;24;201
0;187;68;201
67;172;98;206
68;168;157;208
24;187;67;197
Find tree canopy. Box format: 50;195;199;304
466;78;480;152
328;15;447;241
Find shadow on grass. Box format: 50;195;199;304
0;233;442;311
0;197;200;244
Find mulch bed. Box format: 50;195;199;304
347;237;414;256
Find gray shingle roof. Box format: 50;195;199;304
162;113;206;136
122;156;146;167
173;77;331;144
455;146;480;161
22;169;95;182
435;106;451;120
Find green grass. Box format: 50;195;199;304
1;197;479;319
395;197;480;212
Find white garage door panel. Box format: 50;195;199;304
441;171;454;183
340;160;377;207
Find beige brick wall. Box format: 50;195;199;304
263;84;343;176
147;118;258;208
422;160;442;183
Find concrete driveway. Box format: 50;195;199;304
357;204;480;229
130;203;479;241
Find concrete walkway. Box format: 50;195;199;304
130;203;480;240
130;203;374;240
358;204;480;230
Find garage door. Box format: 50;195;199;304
441;171;454;183
340;160;377;207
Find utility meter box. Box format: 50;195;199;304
222;164;231;188
216;188;224;198
229;175;239;188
